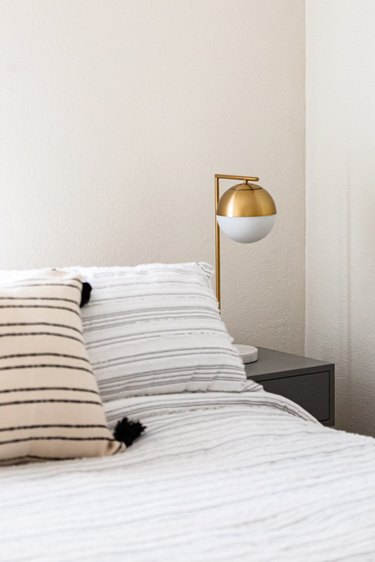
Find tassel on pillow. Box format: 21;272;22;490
80;282;92;307
114;418;146;447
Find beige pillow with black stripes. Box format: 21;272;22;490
0;270;134;465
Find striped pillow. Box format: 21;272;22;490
0;270;125;464
70;263;253;401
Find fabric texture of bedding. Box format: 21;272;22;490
68;263;256;401
1;388;375;561
0;270;125;463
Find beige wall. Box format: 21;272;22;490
306;0;375;435
0;0;305;352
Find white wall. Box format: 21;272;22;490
0;0;305;353
306;0;375;435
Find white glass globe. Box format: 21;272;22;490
216;214;276;243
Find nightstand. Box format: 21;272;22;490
245;347;335;426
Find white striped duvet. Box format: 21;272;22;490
1;389;375;561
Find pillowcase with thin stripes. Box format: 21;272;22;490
69;263;255;401
0;270;125;465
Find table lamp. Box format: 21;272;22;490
215;173;277;363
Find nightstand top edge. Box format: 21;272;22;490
245;347;334;378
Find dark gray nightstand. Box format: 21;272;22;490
245;347;335;426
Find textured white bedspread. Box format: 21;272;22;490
1;390;375;562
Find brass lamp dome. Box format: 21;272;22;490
216;181;276;218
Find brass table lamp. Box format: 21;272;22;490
215;174;277;363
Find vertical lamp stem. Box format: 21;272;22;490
215;175;221;309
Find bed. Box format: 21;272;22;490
1;263;375;561
2;388;375;561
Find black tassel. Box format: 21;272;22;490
80;282;92;308
114;417;146;447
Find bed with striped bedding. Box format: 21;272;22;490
1;388;375;561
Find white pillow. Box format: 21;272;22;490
69;263;255;401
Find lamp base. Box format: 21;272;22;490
235;344;258;364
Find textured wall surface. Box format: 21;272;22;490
306;0;375;435
0;0;305;353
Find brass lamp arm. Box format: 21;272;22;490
215;174;259;182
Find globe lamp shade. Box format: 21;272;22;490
216;182;276;244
